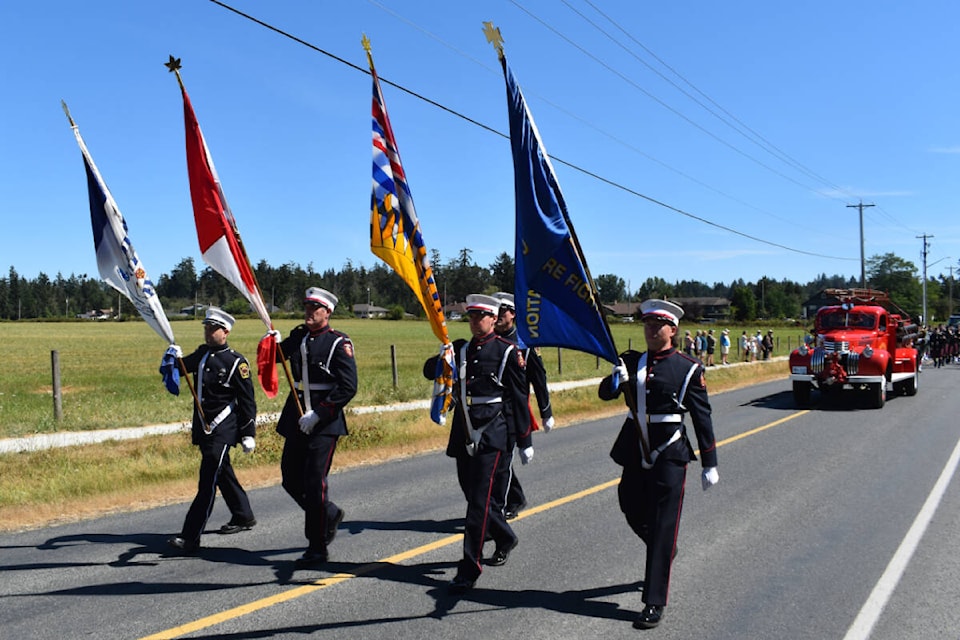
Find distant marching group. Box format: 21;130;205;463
925;324;960;367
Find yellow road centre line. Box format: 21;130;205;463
141;409;808;639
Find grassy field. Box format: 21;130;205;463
0;317;794;532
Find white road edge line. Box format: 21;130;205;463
843;431;960;640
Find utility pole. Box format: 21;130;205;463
950;265;955;318
917;234;932;326
847;201;874;288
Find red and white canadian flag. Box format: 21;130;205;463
174;73;278;397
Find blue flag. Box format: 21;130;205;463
159;349;181;396
502;59;618;364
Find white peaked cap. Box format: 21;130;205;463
203;307;235;331
639;299;684;326
465;294;501;316
304;287;338;311
492;291;515;311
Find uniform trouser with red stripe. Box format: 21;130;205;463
456;445;516;582
181;441;253;543
281;433;340;552
617;458;687;606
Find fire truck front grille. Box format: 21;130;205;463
823;340;849;354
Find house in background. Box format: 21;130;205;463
604;301;641;322
443;302;467;321
76;308;113;320
353;303;389;319
671;297;731;322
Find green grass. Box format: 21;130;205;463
0;317;794;531
0;317;650;438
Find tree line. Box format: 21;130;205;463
0;251;956;324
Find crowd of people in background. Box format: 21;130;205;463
683;327;776;365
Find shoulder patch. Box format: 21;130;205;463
698;372;707;389
238;362;250;379
343;341;354;358
516;350;526;369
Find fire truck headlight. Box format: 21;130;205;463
798;344;809;356
863;345;874;358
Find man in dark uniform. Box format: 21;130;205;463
167;307;257;553
492;291;552;520
424;294;532;592
269;287;357;567
599;298;719;629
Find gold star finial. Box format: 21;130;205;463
482;21;504;60
164;55;182;73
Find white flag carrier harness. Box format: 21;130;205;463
298;334;340;413
629;352;700;469
458;341;515;454
196;351;241;434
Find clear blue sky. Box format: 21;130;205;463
4;1;960;293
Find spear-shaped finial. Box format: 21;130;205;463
61;100;77;129
482;21;504;60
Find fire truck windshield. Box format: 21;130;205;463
820;311;875;329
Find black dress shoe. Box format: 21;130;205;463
504;500;527;520
448;576;476;593
294;548;328;568
167;536;199;553
487;539;518;566
325;508;345;545
219;518;257;534
633;604;665;629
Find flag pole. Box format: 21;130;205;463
164;56;302;415
62;100;207;423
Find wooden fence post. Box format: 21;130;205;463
51;350;63;422
391;345;399;388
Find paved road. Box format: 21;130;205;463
2;365;959;639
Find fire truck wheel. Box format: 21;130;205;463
903;372;918;396
792;382;811;408
870;382;886;409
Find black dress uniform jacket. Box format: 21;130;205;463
275;324;358;438
500;325;552;423
601;348;717;469
181;343;256;446
425;334;532;457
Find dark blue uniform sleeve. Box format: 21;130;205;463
231;356;257;439
683;365;717;468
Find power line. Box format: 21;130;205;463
207;0;856;262
570;0;848;197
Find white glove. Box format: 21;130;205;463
702;467;719;491
166;344;183;359
543;416;555;432
613;358;629;386
265;329;281;343
298;410;320;435
519;446;534;465
241;436;256;453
